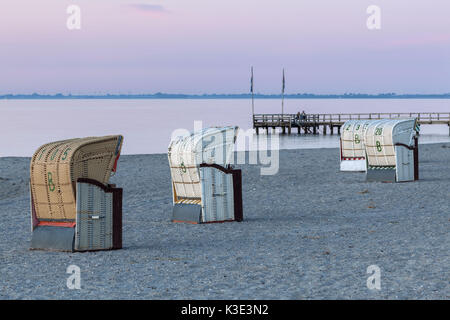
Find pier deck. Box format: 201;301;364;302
253;112;450;135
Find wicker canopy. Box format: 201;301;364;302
340;120;375;159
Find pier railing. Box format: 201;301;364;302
254;112;450;125
309;112;450;124
253;112;450;135
253;114;293;127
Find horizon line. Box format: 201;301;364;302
1;92;450;99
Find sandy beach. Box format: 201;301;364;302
0;143;449;299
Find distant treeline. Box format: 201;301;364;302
1;93;450;99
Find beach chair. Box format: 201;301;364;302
364;119;419;182
340;120;374;172
168;126;243;224
29;135;124;251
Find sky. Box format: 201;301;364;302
0;0;449;94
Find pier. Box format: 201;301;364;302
253;112;450;135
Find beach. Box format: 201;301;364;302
0;143;449;299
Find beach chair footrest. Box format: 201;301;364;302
30;225;75;252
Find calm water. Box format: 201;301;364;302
1;99;449;156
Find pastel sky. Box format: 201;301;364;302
0;0;449;94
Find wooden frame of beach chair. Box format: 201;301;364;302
168;126;243;224
29;135;123;252
364;119;419;182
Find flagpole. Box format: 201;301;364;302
251;66;254;117
282;69;285;116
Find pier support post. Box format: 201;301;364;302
337;126;341;135
330;125;334;135
256;127;259;135
323;125;327;135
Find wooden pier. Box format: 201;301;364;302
253;112;450;135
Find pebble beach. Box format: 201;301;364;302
0;143;449;299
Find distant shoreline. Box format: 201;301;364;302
1;93;450;100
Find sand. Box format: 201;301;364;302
0;143;449;299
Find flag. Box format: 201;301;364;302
250;66;254;93
282;69;285;94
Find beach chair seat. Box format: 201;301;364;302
29;135;123;251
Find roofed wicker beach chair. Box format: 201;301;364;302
30;135;124;251
340;119;375;172
364;118;419;182
168;126;243;224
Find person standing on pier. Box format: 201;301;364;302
296;112;301;124
301;111;307;121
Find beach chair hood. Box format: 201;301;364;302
30;135;123;224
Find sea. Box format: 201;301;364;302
1;99;449;157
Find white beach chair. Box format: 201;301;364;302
168;126;243;224
364;119;419;182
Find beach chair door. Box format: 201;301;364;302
200;166;234;222
75;181;113;251
395;146;414;182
